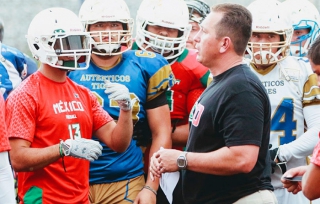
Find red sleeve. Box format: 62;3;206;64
89;91;113;132
0;94;10;152
187;88;205;114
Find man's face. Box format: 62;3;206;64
248;32;282;68
187;12;201;49
310;60;320;87
194;11;222;68
146;25;179;39
89;21;124;43
145;25;179;55
291;28;310;46
250;32;281;54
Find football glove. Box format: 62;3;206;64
60;138;102;162
104;80;132;111
269;144;287;174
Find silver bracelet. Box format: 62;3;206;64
142;185;157;196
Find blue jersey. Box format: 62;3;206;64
0;43;27;99
24;53;38;77
68;50;174;183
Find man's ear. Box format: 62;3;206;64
219;37;231;53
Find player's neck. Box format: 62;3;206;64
91;54;122;70
39;64;68;82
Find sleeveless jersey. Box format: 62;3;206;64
68;50;174;183
248;56;320;189
5;71;113;204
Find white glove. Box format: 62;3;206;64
60;138;102;162
104;80;132;111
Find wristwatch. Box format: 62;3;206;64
177;152;188;170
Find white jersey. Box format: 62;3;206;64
248;56;320;204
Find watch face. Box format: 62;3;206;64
177;157;186;168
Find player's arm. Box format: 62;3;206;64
145;92;172;191
95;109;132;153
9;138;61;172
278;105;320;162
95;81;133;152
171;123;189;146
302;163;320;200
171;88;205;146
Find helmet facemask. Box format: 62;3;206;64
85;20;134;56
247;30;292;66
135;0;191;62
246;0;293;66
79;0;133;56
136;18;191;61
290;20;319;57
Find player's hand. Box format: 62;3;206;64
60;138;102;161
281;166;307;194
104;80;132;111
269;144;287;174
269;144;279;174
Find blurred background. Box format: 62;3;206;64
0;0;319;57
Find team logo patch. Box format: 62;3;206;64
280;68;300;82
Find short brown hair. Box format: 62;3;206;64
308;35;320;65
211;3;252;56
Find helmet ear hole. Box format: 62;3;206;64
33;44;40;50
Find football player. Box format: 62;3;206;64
246;0;320;203
68;0;174;203
282;0;320;57
133;0;211;203
185;0;210;49
7;7;133;204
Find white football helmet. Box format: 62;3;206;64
246;0;293;65
185;0;210;23
135;0;191;62
282;0;320;57
79;0;133;56
26;8;91;70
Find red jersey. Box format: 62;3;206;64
5;71;113;204
0;94;10;152
167;49;211;124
